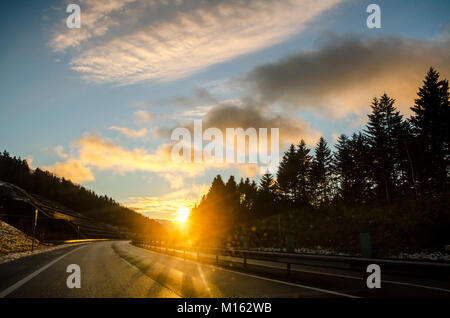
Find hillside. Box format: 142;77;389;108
0;151;167;240
0;181;125;240
230;196;450;259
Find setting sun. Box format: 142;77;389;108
175;206;190;223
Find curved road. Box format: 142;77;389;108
0;241;448;298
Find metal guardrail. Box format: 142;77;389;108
133;240;450;278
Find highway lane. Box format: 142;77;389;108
0;241;448;298
0;241;178;298
190;250;450;295
138;246;450;297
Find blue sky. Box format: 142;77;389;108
0;0;449;220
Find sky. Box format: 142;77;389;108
0;0;449;220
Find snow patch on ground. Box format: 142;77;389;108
251;246;352;256
251;246;449;261
0;220;81;264
388;251;449;262
0;219;44;256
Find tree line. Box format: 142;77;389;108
0;152;165;238
189;67;449;242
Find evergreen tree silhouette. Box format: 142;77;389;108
255;171;278;217
333;133;372;204
410;67;449;194
364;94;408;202
310;137;333;207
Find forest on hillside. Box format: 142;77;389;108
187;68;450;255
0;153;166;238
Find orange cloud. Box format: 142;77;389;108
133;110;154;124
44;159;94;183
123;184;209;220
74;136;206;176
108;126;147;138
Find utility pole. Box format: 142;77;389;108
31;209;38;252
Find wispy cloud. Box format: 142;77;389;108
50;0;344;85
133;110;154;125
108;126;147;138
161;173;185;189
49;0;137;51
54;145;69;159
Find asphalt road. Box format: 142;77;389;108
0;241;449;298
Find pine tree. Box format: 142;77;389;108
255;172;278;217
259;172;276;193
310;137;333;207
277;140;313;208
364;94;408;202
225;175;241;221
295;140;313;207
333;133;373;204
277;144;298;203
410;67;449;193
238;177;258;216
334;134;352;202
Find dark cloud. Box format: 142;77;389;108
138;87;219;109
185;97;320;146
244;34;450;116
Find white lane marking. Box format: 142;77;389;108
290;266;361;280
0;245;87;298
130;245;359;298
290;267;450;293
145;246;450;294
245;258;450;293
382;280;450;293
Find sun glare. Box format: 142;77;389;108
175;206;190;223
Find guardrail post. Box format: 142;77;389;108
197;248;199;260
216;254;219;265
287;263;291;276
184;248;186;260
